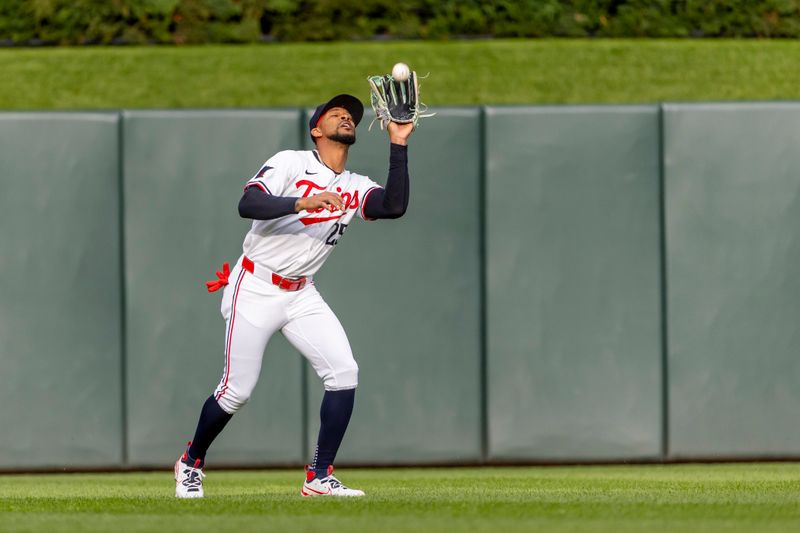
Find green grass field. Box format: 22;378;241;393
2;464;799;532
4;39;800;109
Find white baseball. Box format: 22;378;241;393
392;62;410;82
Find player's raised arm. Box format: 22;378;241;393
362;128;411;220
362;62;433;220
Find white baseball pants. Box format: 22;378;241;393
212;260;358;414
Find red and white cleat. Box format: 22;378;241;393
301;465;365;497
174;446;205;499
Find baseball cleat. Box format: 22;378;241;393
175;446;205;499
301;465;365;497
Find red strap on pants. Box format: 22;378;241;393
206;262;231;293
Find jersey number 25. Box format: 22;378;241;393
326;222;348;246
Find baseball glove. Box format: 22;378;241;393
367;71;433;130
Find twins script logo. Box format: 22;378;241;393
296;179;361;226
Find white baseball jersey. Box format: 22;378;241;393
242;149;381;278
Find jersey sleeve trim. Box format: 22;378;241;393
245;180;271;194
360;186;382;221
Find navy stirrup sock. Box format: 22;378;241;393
311;388;356;477
187;395;233;466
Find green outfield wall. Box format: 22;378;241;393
0;113;123;468
663;103;800;458
485;106;663;461
0;104;798;469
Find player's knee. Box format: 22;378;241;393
215;388;251;414
324;361;359;391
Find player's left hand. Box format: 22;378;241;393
388;121;414;146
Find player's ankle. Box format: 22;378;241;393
182;450;204;469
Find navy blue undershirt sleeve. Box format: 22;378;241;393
362;143;409;220
238;186;297;220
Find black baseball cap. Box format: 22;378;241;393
309;94;364;134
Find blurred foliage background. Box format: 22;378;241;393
4;0;800;45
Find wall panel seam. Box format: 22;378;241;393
479;106;488;463
117;111;129;465
658;104;670;460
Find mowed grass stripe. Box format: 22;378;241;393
3;39;800;109
1;465;799;532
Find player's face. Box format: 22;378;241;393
319;107;356;145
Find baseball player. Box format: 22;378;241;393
175;94;413;498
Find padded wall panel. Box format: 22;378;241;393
0;113;123;468
486;106;662;460
664;103;800;457
123;110;305;466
